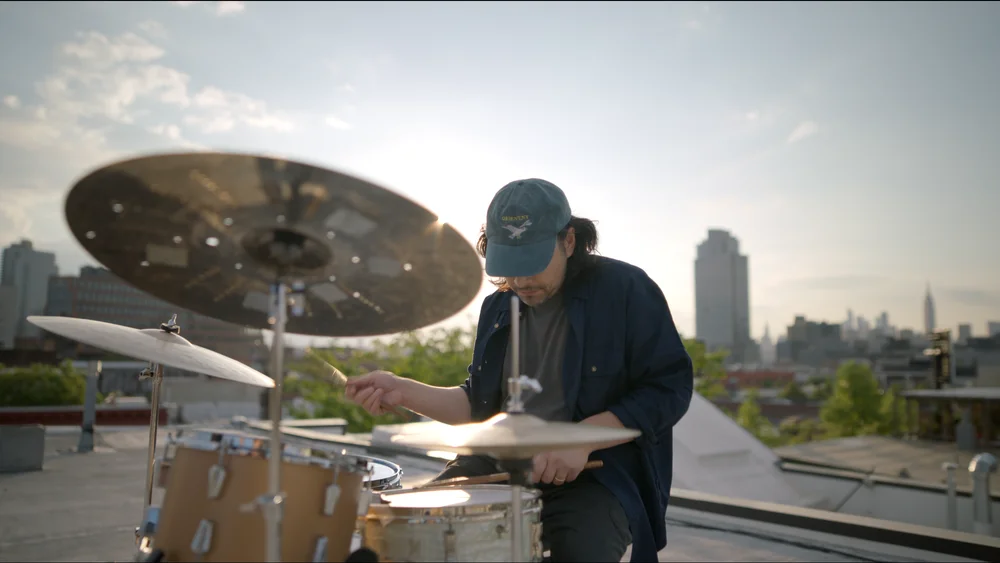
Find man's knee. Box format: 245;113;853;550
541;481;631;562
546;527;629;562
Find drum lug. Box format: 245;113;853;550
531;521;543;561
443;528;457;562
207;464;228;499
312;536;328;562
191;519;214;555
356;486;372;517
323;484;341;516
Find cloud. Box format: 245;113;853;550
216;1;246;15
171;1;246;16
324;115;352;130
787;120;819;144
684;20;703;30
183;86;294;133
138;20;168;39
337;83;356;94
0;28;295;251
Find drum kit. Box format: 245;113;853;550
26;152;638;562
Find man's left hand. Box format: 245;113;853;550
532;447;592;485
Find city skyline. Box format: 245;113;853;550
1;2;998;340
2;235;992;347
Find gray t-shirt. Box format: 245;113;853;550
501;293;571;421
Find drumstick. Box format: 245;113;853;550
422;460;604;488
304;347;410;418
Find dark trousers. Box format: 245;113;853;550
432;455;632;562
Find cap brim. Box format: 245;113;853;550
485;236;556;278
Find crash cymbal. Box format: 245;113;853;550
26;316;274;388
64;152;483;337
389;412;641;459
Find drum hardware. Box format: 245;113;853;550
191;519;215;556
312;537;328;562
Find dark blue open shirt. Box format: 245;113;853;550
459;256;694;562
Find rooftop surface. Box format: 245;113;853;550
0;425;985;563
774;435;999;491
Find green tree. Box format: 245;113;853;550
777;416;825;445
683;338;729;400
779;380;809;404
0;360;90;407
735;390;781;447
808;377;834;402
285;326;476;432
819;361;894;438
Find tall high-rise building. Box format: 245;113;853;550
924;284;936;335
0;239;58;348
694;229;750;362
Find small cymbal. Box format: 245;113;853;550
63;152;483;336
27;316;274;388
389;412;640;458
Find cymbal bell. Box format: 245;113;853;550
389;412;640;459
27;316;274;388
63;152;483;337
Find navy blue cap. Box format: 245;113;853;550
484;179;571;277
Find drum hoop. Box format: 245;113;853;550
359;455;403;487
167;429;369;472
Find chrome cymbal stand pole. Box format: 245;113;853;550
135;315;178;546
264;283;288;563
507;294;527;562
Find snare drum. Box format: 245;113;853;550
151;428;370;562
364;485;543;562
350;456;403;551
360;455;403;496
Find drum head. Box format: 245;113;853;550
380;485;536;508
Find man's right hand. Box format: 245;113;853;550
344;370;406;416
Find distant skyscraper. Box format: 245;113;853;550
957;323;972;343
759;323;776;366
694;229;751;362
924;284;936;335
0;239;58;347
989;322;1000;338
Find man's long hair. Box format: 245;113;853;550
476;216;600;292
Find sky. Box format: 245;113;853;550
1;0;998;348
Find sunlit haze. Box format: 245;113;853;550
1;1;998;348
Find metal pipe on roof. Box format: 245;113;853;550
969;452;998;536
942;462;959;530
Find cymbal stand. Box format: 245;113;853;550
134;315;178;545
243;281;305;563
506;294;528;562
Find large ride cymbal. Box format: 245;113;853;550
64;152;483;337
390;412;641;459
27;316;274;388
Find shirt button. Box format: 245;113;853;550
477;365;482;371
494;323;499;328
591;366;597;372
